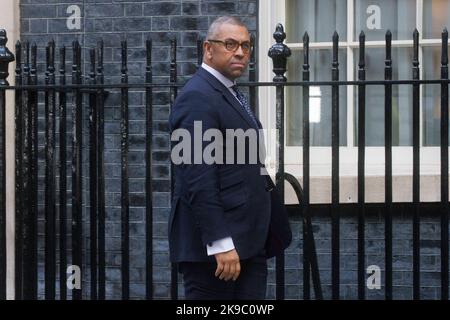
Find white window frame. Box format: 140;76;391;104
2;0;20;300
258;0;449;180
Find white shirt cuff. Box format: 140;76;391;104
206;237;235;256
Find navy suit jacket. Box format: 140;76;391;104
168;67;290;262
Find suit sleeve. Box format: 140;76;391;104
170;90;231;246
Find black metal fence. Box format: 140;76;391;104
0;23;449;300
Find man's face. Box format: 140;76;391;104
204;24;251;80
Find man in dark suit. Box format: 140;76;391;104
169;16;291;300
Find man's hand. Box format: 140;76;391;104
214;249;241;281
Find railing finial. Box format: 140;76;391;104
0;29;14;86
268;23;291;82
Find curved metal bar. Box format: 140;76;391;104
283;172;323;299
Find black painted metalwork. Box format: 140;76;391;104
0;26;447;301
22;42;38;300
331;31;340;300
14;40;22;300
58;45;67;301
412;29;421;301
197;37;203;68
268;23;291;300
96;40;106;301
249;33;257;116
169;37;178;301
71;40;83;300
44;40;56;300
440;28;449;301
283;173;323;300
89;47;98;300
384;30;393;301
121;40;130;300
357;31;366;300
302;32;311;300
145;39;154;300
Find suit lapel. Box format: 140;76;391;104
222;88;259;130
197;68;259;130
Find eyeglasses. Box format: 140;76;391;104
207;39;253;54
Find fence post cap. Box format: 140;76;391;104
0;29;14;86
268;23;291;82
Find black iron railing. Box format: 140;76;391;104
0;23;449;300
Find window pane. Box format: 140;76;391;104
424;0;450;39
422;46;450;146
286;0;347;43
354;0;416;41
286;49;347;146
354;48;413;146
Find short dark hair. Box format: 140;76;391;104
206;16;247;40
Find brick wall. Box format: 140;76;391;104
283;206;444;300
19;0;257;300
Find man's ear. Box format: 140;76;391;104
203;41;212;61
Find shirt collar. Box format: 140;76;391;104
201;62;236;90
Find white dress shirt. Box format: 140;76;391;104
201;62;237;256
202;62;241;102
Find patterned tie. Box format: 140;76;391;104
231;85;259;128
